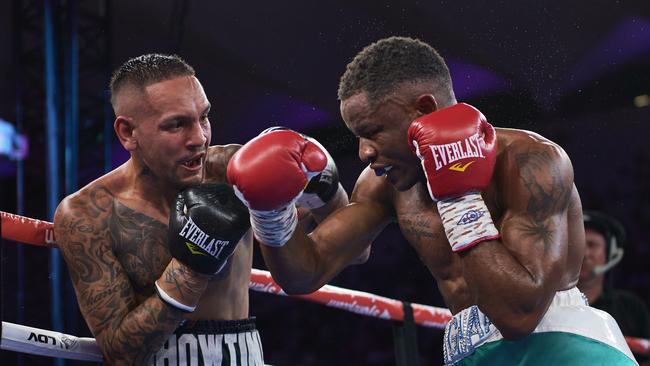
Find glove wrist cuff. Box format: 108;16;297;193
249;204;298;247
154;281;196;313
297;182;341;210
437;192;500;252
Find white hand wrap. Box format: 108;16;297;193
248;204;298;247
437;192;500;252
231;174;303;247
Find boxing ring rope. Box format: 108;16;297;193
1;211;649;362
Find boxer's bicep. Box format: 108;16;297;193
499;142;573;291
54;198;137;345
460;143;574;337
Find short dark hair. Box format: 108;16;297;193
338;36;453;102
109;53;195;105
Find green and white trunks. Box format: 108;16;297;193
443;287;637;365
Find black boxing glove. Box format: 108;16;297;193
168;183;250;275
260;126;340;210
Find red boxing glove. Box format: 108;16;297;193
227;129;328;246
408;103;497;200
408;103;500;251
227;129;327;211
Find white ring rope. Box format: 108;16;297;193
1;321;102;362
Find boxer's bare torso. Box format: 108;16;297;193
383;128;585;313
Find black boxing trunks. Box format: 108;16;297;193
148;317;264;366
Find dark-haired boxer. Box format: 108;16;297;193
228;37;638;365
54;54;346;365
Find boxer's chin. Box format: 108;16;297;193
175;166;204;188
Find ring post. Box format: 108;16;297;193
392;301;420;366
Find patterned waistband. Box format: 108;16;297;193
176;317;257;334
443;287;634;365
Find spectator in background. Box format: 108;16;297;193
578;210;650;365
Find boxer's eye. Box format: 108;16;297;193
162;119;182;131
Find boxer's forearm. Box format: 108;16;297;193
300;185;370;265
262;199;386;294
260;225;329;294
460;239;557;339
258;170;390;294
98;296;186;364
93;261;208;364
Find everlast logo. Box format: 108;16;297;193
430;133;484;171
178;217;229;257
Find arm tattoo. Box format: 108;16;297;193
519;218;554;252
160;260;207;303
514;148;570;248
515;149;569;220
58;186;184;363
399;213;442;241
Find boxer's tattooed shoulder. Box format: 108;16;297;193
57;186;132;333
513;146;571;249
56;185;182;362
514;148;571;219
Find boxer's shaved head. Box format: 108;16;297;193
110;54;195;115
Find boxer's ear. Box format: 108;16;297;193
114;116;137;151
415;94;438;116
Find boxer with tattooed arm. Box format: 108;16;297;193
53;54;346;365
228;37;638;365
